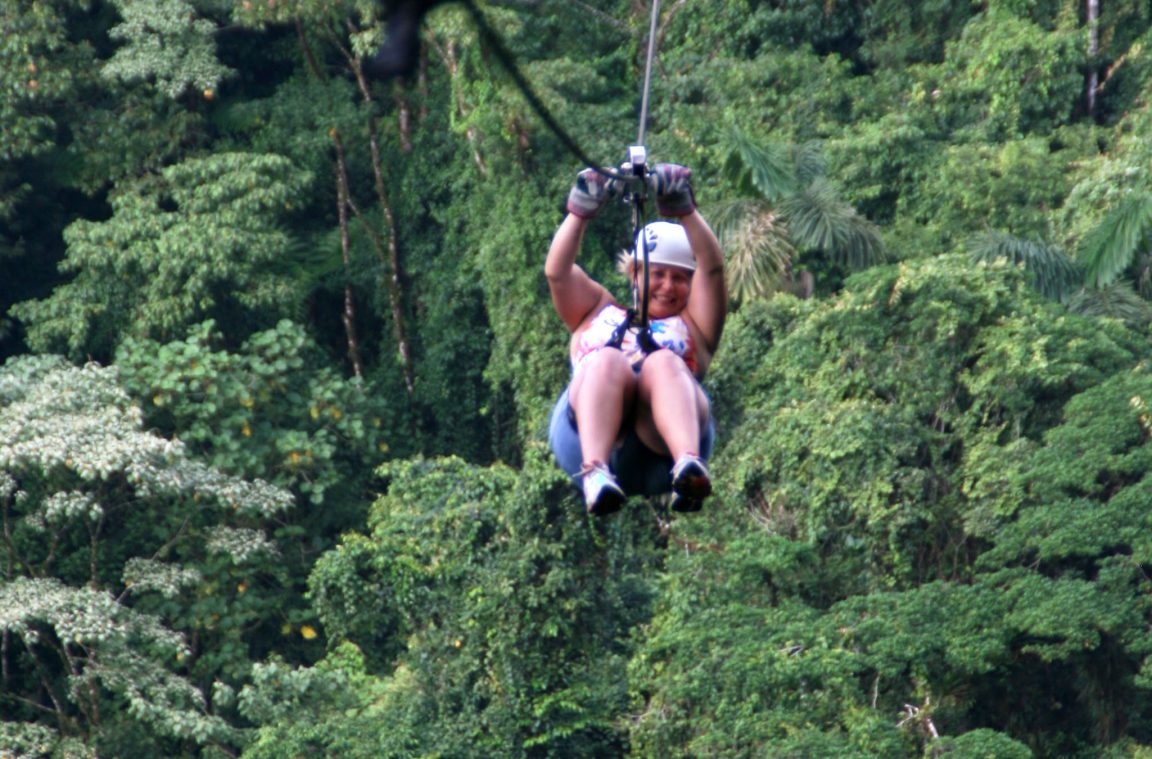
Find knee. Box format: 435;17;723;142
582;347;633;380
639;349;691;379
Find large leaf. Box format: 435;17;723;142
1067;280;1152;327
721;127;797;203
1078;192;1152;288
779;178;886;270
968;231;1080;301
709;199;795;302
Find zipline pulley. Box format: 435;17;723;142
625;145;652;334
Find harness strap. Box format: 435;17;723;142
604;308;661;355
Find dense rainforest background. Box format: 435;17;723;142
8;0;1152;756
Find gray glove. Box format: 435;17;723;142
567;168;619;219
647;163;696;217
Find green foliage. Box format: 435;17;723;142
1059;100;1152;250
712;129;886;301
929;729;1034;758
11;0;1152;755
1068;281;1152;326
0;0;77;211
898;138;1080;254
112;319;401;693
632;254;1152;756
968;231;1081;301
102;0;235;99
782;177;886;271
231;0;379;35
711;198;797;302
237;643;427;759
858;1;978;68
0;356;295;755
0;720;96;759
720;128;801;202
2;578;236;745
627;533;916;757
13;153;311;360
384;99;510;463
1;0;90;352
473;174;573;442
213;74;362;190
283;453;665;757
1079;193;1152;288
935;10;1083;141
116;319;398;506
1;0;219;362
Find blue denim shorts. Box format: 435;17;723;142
548;385;716;497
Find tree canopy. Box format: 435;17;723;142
6;0;1152;756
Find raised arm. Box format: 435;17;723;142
544;169;620;332
648;163;728;358
682;210;727;355
545;214;611;332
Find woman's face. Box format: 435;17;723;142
647;264;693;319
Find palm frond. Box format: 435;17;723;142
284;230;344;282
721;127;797;203
968;231;1081;301
791;141;827;187
1078;192;1152;288
1067;281;1152;327
779;178;886;270
710;199;795;302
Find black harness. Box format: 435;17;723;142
604;308;660;355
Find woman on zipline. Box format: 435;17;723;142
546;163;727;515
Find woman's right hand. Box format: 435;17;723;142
567;168;619;219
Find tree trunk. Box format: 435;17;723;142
301;21;416;393
297;20;366;379
395;81;414;153
331;132;366;378
428;38;488;176
368;155;416;396
1086;0;1100;116
343;50;417;397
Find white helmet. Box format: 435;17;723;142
637;221;695;272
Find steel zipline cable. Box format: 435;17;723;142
636;0;660;148
630;0;662;334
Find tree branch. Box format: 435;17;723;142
329;28;418;398
330;129;367;378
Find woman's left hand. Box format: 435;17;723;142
648;163;696;217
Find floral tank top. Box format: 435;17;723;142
572;305;697;373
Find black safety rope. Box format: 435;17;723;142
460;0;635;182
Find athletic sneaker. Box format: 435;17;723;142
670;454;711;512
581;462;625;516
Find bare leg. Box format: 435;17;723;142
634;350;709;460
569;348;637;465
